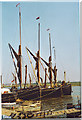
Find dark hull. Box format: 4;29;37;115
67;111;81;118
1;92;17;103
62;84;72;95
17;86;61;100
41;87;61;99
10;83;72;101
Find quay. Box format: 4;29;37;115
2;107;81;119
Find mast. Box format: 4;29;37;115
53;43;57;86
24;65;27;88
38;23;40;51
64;71;66;82
37;22;40;85
49;56;53;88
8;4;22;88
53;66;57;85
49;32;53;88
53;46;56;66
19;7;22;88
37;19;42;110
44;68;47;88
49;33;52;59
29;74;31;87
19;7;21;45
26;17;40;86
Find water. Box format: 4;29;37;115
71;86;81;105
41;86;81;111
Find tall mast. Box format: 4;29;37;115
53;46;56;66
38;23;40;51
29;74;31;87
24;65;27;88
64;71;66;82
19;7;22;88
19;7;21;45
49;32;52;88
38;23;40;85
44;68;47;88
49;33;52;60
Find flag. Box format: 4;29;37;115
11;80;14;82
47;28;50;31
16;3;20;7
36;17;40;20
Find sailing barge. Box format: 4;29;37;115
8;5;71;101
1;87;17;103
0;75;17;103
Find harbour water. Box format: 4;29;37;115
41;86;81;111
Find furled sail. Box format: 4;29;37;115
8;43;21;85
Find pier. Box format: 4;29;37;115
2;105;81;119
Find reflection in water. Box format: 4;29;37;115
71;86;81;105
41;86;81;111
42;95;73;111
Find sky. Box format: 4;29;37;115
2;2;80;84
0;3;2;78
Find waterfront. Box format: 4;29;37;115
1;2;80;119
2;85;81;119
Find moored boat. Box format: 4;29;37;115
61;82;72;95
17;86;61;100
8;4;72;101
1;88;17;103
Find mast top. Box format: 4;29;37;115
49;32;52;60
16;3;21;46
19;7;21;46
